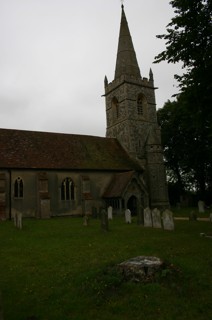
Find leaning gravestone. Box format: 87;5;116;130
198;200;205;213
107;206;113;220
144;207;152;227
100;208;109;231
162;209;175;230
125;209;131;224
152;208;162;228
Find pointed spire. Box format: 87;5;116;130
149;68;154;81
104;75;108;87
115;5;141;79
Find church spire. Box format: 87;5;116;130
115;5;141;79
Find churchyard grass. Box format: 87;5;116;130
0;214;211;320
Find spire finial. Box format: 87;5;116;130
121;0;124;9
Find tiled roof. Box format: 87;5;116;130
0;128;142;171
103;171;135;198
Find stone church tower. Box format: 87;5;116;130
104;5;169;208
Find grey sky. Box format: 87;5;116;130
0;0;182;137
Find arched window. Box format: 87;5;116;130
137;94;147;117
14;177;23;198
61;178;75;200
111;97;119;119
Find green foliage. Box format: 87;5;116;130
155;0;212;201
154;0;212;89
0;216;212;320
157;93;212;201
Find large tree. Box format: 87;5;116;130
155;0;212;91
155;0;212;202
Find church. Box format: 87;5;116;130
0;5;169;221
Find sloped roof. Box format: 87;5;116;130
103;171;135;198
0;128;142;171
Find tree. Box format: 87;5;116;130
155;0;212;91
155;0;212;202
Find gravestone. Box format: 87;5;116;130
14;211;22;229
198;200;205;213
144;207;152;227
100;208;109;231
118;256;164;283
125;209;131;223
83;215;89;226
209;213;212;222
162;209;174;230
152;208;162;228
107;206;113;220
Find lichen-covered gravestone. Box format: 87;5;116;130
162;209;174;230
152;208;162;228
144;207;152;227
118;256;164;282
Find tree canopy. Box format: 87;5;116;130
155;0;212;203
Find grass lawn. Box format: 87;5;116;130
0;215;212;320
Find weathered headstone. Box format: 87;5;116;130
152;208;162;228
125;209;131;223
144;207;152;227
14;211;22;229
100;208;109;231
198;200;205;213
83;215;89;226
209;213;212;222
118;256;164;282
162;209;174;230
107;206;113;220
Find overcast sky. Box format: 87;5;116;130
0;0;182;137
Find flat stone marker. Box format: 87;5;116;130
144;207;152;227
152;208;162;228
125;209;131;223
162;209;174;230
107;206;113;220
118;256;164;282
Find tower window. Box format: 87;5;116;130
137;94;147;117
14;177;23;198
61;178;75;200
137;97;143;115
